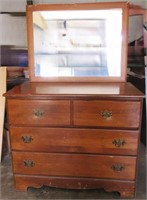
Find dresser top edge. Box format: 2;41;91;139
4;81;145;99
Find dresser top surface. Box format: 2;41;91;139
5;81;144;99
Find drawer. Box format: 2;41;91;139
73;100;141;129
7;99;70;126
10;127;139;155
12;152;136;180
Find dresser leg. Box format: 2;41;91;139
119;189;135;198
105;186;135;198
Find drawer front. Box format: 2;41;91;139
73;100;141;128
12;152;136;180
7;99;70;126
10;127;139;155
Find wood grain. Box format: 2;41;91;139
5;81;144;198
10;127;139;155
12;152;136;180
7;99;70;126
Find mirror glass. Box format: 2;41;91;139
32;9;123;78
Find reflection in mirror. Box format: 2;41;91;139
33;9;122;77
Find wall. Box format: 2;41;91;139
0;14;27;47
0;0;26;12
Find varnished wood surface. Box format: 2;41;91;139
5;81;144;198
27;2;128;12
4;82;144;99
14;175;135;198
73;100;141;129
10;127;139;155
7;99;70;126
7;98;141;129
12;152;136;180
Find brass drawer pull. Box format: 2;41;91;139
101;110;112;119
21;136;33;143
23;160;35;167
33;109;44;117
111;164;125;172
112;139;126;148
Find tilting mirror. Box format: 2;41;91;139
27;2;128;82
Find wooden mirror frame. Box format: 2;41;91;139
26;2;129;82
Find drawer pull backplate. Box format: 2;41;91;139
100;110;112;119
112;139;126;148
33;109;44;117
21;136;33;143
111;164;125;172
23;160;35;167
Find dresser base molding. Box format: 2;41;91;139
14;175;135;198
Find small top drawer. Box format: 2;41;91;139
7;99;70;126
73;100;141;129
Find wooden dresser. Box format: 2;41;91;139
5;81;144;198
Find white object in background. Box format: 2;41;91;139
0;67;6;162
144;55;147;65
24;70;29;79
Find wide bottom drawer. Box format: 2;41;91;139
12;152;136;180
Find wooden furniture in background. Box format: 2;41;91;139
0;67;6;162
